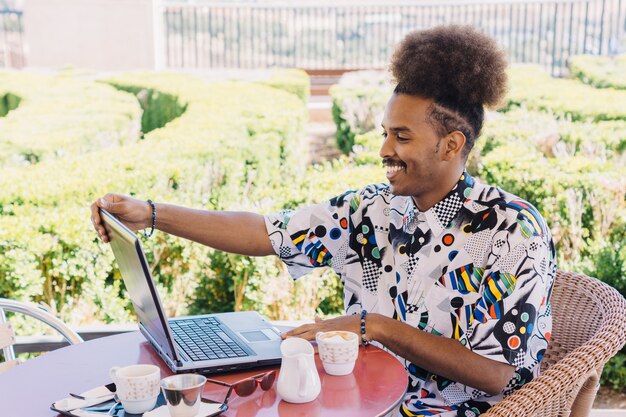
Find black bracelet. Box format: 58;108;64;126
144;199;156;238
360;309;369;345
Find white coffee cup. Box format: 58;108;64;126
109;364;160;414
315;331;359;376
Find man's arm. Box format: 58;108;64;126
91;194;275;256
154;203;274;256
283;314;515;396
368;314;515;396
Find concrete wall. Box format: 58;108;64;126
23;0;160;71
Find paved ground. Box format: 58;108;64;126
590;410;626;416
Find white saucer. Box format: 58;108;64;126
144;402;225;417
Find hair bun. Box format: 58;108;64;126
390;25;508;108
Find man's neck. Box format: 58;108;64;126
412;168;465;212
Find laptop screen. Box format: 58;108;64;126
100;209;179;364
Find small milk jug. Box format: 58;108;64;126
276;338;321;403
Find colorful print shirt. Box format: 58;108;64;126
264;172;556;417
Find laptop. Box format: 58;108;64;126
99;208;283;374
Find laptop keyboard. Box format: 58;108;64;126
170;317;250;362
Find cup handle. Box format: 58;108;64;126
297;356;308;398
109;366;120;383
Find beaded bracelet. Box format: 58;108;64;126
360;309;369;345
144;199;156;238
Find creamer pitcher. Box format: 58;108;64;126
276;337;321;403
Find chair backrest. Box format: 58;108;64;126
539;271;626;416
484;271;626;417
0;298;83;374
541;271;625;371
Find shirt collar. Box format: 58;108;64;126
403;172;474;236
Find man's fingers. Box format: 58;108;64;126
281;331;317;341
282;321;323;339
100;197;127;218
91;197;114;242
284;324;312;337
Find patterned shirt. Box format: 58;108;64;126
264;172;556;417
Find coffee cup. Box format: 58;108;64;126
160;374;207;417
315;331;359;376
109;364;160;414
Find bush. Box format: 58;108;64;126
0;92;20;116
261;69;311;104
506;65;626;122
569;54;626;90
601;353;626;391
0;71;142;166
329;70;391;153
0;71;322;327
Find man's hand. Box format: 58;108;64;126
282;315;361;341
90;193;152;242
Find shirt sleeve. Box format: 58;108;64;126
465;212;556;389
263;189;356;280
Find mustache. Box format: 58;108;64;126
382;158;406;167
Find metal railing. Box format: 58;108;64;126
162;0;626;76
0;9;24;69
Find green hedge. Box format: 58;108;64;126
569;54;626;90
330;71;392;153
0;70;333;328
507;65;626;121
261;69;311;104
0;71;142;166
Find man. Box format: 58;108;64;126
92;25;556;416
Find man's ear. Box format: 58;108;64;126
442;131;467;161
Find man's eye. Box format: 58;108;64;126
397;136;409;142
381;131;388;138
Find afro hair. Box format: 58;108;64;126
390;25;508;154
390;25;507;108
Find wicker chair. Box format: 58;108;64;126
484;271;626;417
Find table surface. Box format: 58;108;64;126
0;331;408;417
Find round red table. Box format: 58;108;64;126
0;331;408;417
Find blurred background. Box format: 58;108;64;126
0;0;625;407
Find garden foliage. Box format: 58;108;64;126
0;69;341;331
568;54;626;90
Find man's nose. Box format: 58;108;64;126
379;135;393;159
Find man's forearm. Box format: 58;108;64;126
154;203;275;256
368;313;515;395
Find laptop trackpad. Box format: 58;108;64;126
239;329;278;342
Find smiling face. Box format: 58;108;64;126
380;93;466;210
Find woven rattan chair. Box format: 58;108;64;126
484;271;626;417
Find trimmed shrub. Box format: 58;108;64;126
569;54;626;90
507;65;626;121
0;71;319;327
0;71;142;166
261;69;311;104
329;70;391;153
